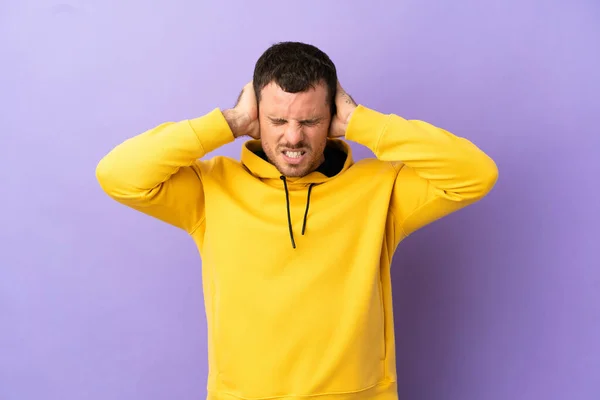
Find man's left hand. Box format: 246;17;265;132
329;81;357;138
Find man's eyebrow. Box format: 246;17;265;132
267;116;324;123
299;117;324;123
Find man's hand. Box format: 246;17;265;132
329;81;357;138
223;81;260;139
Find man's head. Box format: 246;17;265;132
253;42;337;177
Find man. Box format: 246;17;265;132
97;42;498;400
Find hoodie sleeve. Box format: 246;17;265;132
96;108;235;233
345;105;498;240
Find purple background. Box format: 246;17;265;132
1;1;599;399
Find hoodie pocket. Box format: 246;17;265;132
211;277;389;397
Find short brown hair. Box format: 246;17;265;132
253;41;338;115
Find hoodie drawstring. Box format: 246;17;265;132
280;176;314;249
280;176;296;249
302;184;314;235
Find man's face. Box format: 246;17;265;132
258;82;331;177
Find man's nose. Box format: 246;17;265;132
283;123;303;146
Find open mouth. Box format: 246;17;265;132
281;150;306;164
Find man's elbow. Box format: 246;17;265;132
472;155;499;200
95;154;120;197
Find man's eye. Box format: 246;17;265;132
302;121;318;127
271;120;286;125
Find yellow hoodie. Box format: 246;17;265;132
96;105;498;400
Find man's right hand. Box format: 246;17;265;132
223;82;260;139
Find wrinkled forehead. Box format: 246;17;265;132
259;82;329;119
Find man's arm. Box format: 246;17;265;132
96;82;259;233
346;106;498;239
333;83;498;241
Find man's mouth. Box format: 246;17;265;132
281;150;307;164
283;150;305;158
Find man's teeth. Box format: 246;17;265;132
284;151;303;158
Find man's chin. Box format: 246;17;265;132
267;153;318;178
278;167;305;178
276;162;310;178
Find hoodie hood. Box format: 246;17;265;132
240;138;353;184
240;138;354;248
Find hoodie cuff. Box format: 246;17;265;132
345;105;391;155
188;108;235;154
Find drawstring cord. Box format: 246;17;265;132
302;184;314;235
280;176;296;249
280;176;315;249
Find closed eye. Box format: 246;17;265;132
268;117;323;127
300;119;322;127
269;118;287;126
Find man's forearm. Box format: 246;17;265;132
96;108;235;196
346;105;498;201
222;108;252;139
